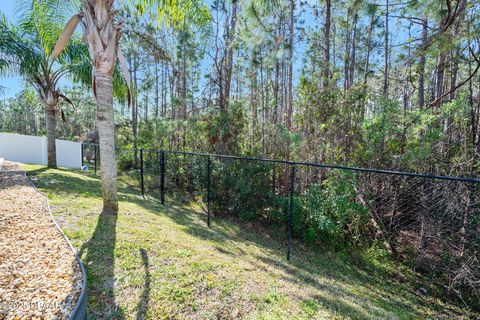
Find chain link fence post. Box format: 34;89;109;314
207;155;212;228
140;148;144;197
80;143;84;167
94;145;97;175
287;163;295;260
160;150;165;205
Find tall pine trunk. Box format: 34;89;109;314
343;7;351;90
323;0;331;88
224;0;237;109
349;13;358;87
363;12;375;85
435;54;446;107
383;0;389;97
286;0;294;132
283;0;294;190
418;18;428;109
155;63;159;119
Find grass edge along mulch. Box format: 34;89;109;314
0;169;83;319
25;164;476;320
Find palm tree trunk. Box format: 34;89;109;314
81;0;120;213
45;109;57;168
96;71;118;212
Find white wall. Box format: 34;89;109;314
56;139;82;168
0;133;82;168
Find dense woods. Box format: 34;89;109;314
1;0;480;312
3;0;480;175
111;0;480;178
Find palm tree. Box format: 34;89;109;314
79;0;122;212
54;0;210;212
0;0;88;167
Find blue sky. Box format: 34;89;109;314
0;1;409;101
0;2;15;20
0;1;22;99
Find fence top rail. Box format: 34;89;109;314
82;143;480;184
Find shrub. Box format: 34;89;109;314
298;171;369;246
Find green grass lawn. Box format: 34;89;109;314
25;165;472;319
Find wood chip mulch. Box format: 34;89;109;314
0;161;23;172
0;171;83;320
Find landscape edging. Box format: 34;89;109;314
21;171;88;320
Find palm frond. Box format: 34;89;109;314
1;2;87;113
64;46;92;86
0;13;43;79
16;0;80;58
51;13;82;60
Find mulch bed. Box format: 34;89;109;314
0;170;83;319
0;161;23;172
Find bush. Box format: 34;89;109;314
298;171;369;246
210;159;280;220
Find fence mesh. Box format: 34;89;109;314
82;144;480;306
356;172;480;284
210;157;288;221
163;152;207;204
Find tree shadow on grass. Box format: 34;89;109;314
145;200;429;319
24;165;50;176
27;167;142;201
135;249;151;320
79;209;125;320
25;167;441;319
27;168;155;319
253;254;420;318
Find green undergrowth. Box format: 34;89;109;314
25;165;474;319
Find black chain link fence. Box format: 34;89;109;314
81;144;480;307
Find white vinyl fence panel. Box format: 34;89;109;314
56;139;82;168
0;133;82;168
